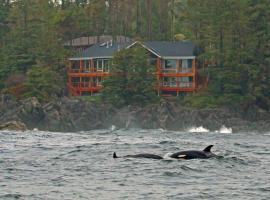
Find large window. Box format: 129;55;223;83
178;76;193;87
94;59;110;72
180;59;193;73
181;59;192;68
162;76;177;87
82;60;91;72
103;60;109;72
164;59;177;69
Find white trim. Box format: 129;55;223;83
163;56;196;59
126;41;161;58
69;56;113;61
126;41;140;49
140;43;161;58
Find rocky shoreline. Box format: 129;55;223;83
0;96;270;132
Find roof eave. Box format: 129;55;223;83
69;56;113;61
162;56;196;59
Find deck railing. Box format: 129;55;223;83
70;82;103;88
68;68;110;74
160;81;194;88
161;67;195;74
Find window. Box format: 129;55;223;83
164;59;177;69
180;59;193;73
179;77;191;82
97;77;102;86
94;60;97;68
94;59;110;72
162;77;177;87
83;60;91;72
97;60;103;71
104;59;109;72
181;59;192;68
179;76;193;87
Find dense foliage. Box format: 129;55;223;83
102;46;158;106
183;0;270;109
0;0;269;109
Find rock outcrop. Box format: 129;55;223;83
0;96;269;132
0;121;27;131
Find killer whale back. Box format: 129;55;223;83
113;152;163;159
113;145;215;160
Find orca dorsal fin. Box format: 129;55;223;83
203;145;214;152
113;152;118;158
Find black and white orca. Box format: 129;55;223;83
170;145;216;159
113;145;216;160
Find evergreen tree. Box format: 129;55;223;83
102;45;159;106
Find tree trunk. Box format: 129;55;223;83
147;0;152;40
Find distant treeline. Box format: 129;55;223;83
0;0;269;110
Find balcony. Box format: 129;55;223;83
159;67;195;76
68;68;111;77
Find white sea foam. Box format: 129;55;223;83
187;126;209;133
219;125;232;134
110;125;116;131
163;152;174;159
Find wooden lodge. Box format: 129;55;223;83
67;40;197;96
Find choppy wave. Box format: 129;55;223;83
0;129;270;200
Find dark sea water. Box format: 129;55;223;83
0;129;270;200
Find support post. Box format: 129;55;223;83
192;59;196;90
91;59;94;71
157;57;161;95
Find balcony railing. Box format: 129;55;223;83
70;81;103;88
68;68;110;74
159;81;194;88
161;67;195;74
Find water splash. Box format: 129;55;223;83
219;125;232;134
163;152;174;159
110;125;116;131
187;126;209;133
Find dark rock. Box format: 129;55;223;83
0;97;270;132
0;121;27;131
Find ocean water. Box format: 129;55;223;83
0;129;270;200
